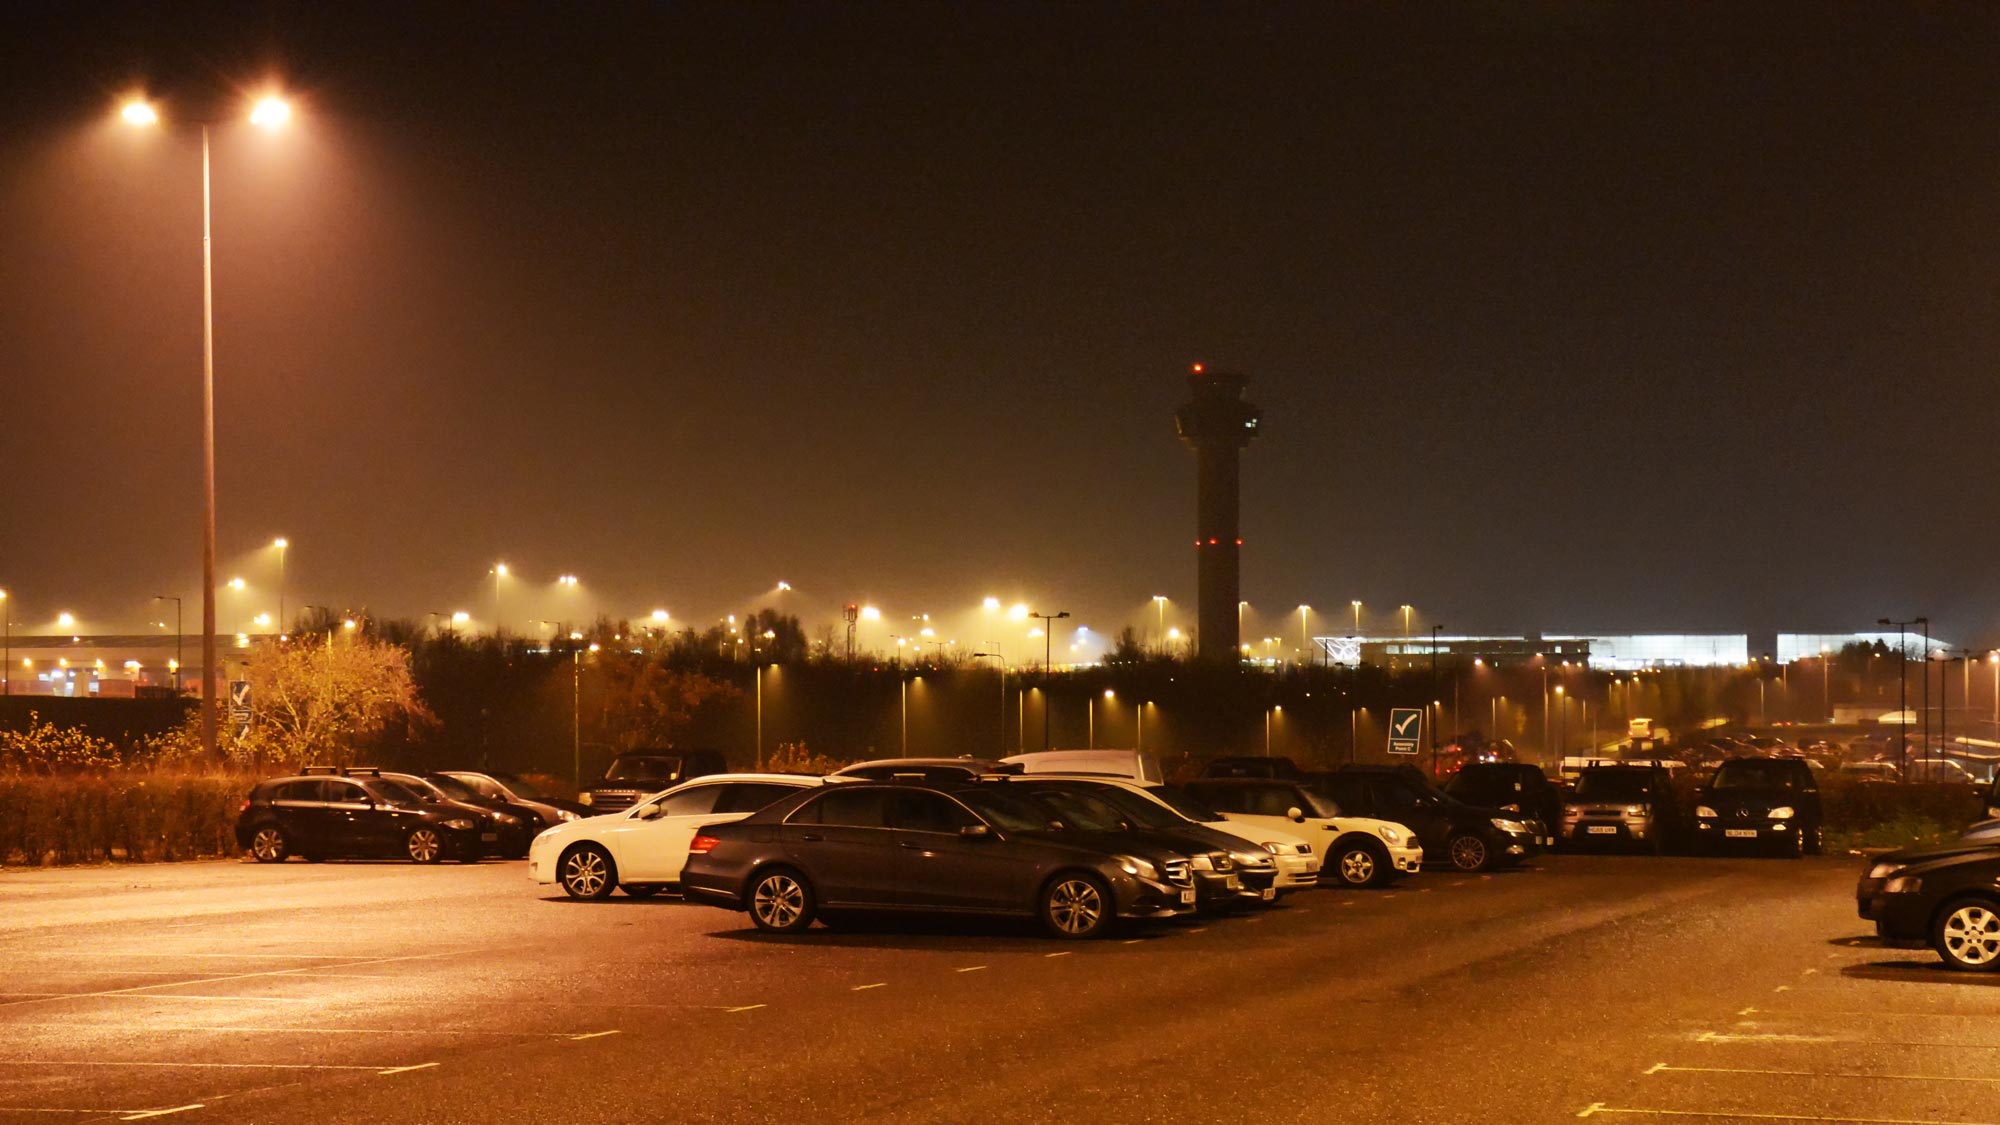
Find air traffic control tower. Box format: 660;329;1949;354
1175;365;1261;663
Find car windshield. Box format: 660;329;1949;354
605;758;678;782
1574;771;1651;802
1710;760;1804;790
425;774;479;801
955;789;1067;832
372;780;426;806
1030;790;1132;832
1143;785;1226;822
495;774;549;799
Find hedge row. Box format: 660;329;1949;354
0;774;249;866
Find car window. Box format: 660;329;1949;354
606;758;679;782
370;780;426;805
1710;760;1807;791
1141;786;1225;822
452;774;504;800
715;783;803;815
1321;776;1370;809
1076;786;1180;830
647;785;722;816
887;790;980;833
425;774;479;801
323;780;369;804
1575;771;1651;801
494;774;550;799
792;788;889;828
955;789;1066;832
274;780;320;802
1031;790;1129;831
1370;779;1421;812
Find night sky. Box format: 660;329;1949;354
4;3;1998;650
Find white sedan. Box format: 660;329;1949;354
1182;779;1422;889
530;773;826;900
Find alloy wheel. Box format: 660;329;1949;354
562;850;608;898
250;827;285;862
1340;849;1376;886
1943;905;2000;967
752;874;805;929
1048;878;1104;936
1449;835;1488;871
406;829;441;864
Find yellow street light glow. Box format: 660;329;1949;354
982;596;1001;611
1104;688;1115;698
249;96;291;129
228;577;246;591
57;612;75;628
1026;627;1044;639
588;643;600;652
58;658;69;669
558;575;579;586
920;627;935;638
1007;602;1029;621
253;613;272;627
166;659;177;670
121;99;159;126
776;581;792;592
452;611;470;624
651;609;670;622
1167;627;1182;640
569;632;583;641
763;630;776;639
342;619;357;630
273;537;288;549
860;606;882;621
494;563;509;576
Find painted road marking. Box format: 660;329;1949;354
0;948;489;1011
1648;1062;2000;1085
1120;939;1143;945
565;1030;620;1041
851;983;886;991
1701;1029;2000;1049
0;1110;153;1117
119;1106;205;1121
1044;952;1071;959
1578;1105;2000;1124
376;1062;439;1075
0;1060;409;1072
0;1023;599;1039
956;966;988;973
723;1004;765;1013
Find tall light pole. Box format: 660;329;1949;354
1298;605;1312;667
1028;611;1069;751
1880;617;1921;774
1152;596;1168;654
493;564;509;636
273;538;288;636
154;596;183;695
0;589;8;697
1429;624;1444;776
974;649;1006;754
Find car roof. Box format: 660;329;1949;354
667;772;823;786
1185;777;1300;788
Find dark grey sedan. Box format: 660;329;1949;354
682;782;1197;938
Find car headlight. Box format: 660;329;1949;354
1767;806;1795;820
1866;862;1902;880
1189;854;1215;872
1622;805;1648;817
443;818;475;830
1115;855;1159;880
1377;826;1402;845
1884;875;1922;894
1561;807;1582;821
1261;841;1299;856
1695;805;1718;819
578;793;593;806
1491;818;1528;834
496;814;523;828
1233;851;1274;869
556;810;580;822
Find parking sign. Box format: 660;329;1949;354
1387;707;1422;755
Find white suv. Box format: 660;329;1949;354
1183;779;1421;888
530;773;826;899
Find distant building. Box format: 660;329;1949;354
1309;630;1949;671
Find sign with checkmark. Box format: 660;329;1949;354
1388;707;1422;755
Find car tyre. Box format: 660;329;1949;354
1446;833;1491;872
1933;897;2000;972
1334;840;1392;888
622;883;663;899
405;828;444;865
248;825;288;864
747;866;816;934
1040;872;1114;939
558;844;617;900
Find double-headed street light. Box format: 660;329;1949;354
120;89;294;758
1027;611;1070;750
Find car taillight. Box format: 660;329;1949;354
239;800;251;813
689;833;720;854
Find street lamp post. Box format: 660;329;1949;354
493;564;509;636
1;589;8;696
974;649;1006;754
1152;596;1167;654
154;596;183;694
1028;611;1070;751
1298;605;1312;667
1429;624;1444;776
273;538;288;635
1879;617;1923;774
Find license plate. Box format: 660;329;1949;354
1179;889;1196;905
1586;826;1617;835
1260;887;1277;902
1725;829;1759;839
480;833;498;841
1224;875;1240;889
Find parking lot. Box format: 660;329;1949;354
0;854;1993;1124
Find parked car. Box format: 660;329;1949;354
998;780;1248;910
1838;760;1902;784
1308;765;1540;872
379;771;532;858
577;750;728;813
681;782;1199;937
531;773;827;899
832;757;1014;783
1985;777;2000;822
1443;763;1563;841
1562;764;1687;854
1857;841;2000;971
235;771;494;864
1906;757;1980;786
1199;756;1303;780
1182;778;1420;888
1001;750;1164;783
998;777;1280;905
439;770;590;830
1692;756;1822;856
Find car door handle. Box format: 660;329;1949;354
799;834;824;842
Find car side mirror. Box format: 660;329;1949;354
1286;806;1305;822
635;805;664;820
960;824;991;839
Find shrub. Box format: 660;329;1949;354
760;741;851;777
0;773;248;866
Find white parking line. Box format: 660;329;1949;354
722;1004;764;1013
0;948;488;1010
0;1023;587;1039
0;1110;151;1117
1578;1105;2000;1124
376;1063;439;1076
1044;952;1071;959
850;983;886;991
1700;1028;2000;1049
0;1060;416;1072
119;1105;205;1120
1648;1062;2000;1085
955;966;987;973
564;1030;620;1041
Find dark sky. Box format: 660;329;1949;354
4;2;1998;652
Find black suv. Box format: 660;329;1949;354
235;769;494;864
1445;763;1562;849
1694;756;1823;856
1307;764;1540;872
579;750;728;813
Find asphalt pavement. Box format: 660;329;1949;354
1;852;1993;1124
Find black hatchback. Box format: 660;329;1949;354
1444;763;1563;847
1308;765;1540;872
235;771;494;864
1693;757;1823;857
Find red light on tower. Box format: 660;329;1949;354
1191;362;1205;374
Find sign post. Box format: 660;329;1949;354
227;679;252;742
1387;707;1422;755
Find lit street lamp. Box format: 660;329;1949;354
272;537;288;635
120;90;293;759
